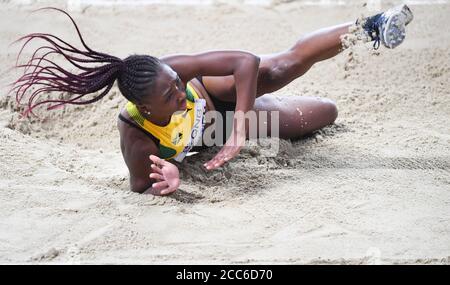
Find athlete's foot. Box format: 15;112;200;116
359;4;414;49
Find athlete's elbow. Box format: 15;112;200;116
129;177;152;194
239;52;260;69
249;53;260;64
249;54;261;69
130;184;147;194
255;55;261;64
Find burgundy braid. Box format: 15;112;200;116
9;7;138;117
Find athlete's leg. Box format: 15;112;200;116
204;23;349;140
203;5;413;101
246;95;337;140
203;22;352;102
205;5;413;139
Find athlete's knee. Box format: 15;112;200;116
321;98;338;124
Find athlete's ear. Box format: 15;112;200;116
136;104;152;116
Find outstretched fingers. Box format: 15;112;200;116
152;181;176;196
152;180;168;190
151;164;163;175
149;172;164;181
149;154;164;166
204;146;237;170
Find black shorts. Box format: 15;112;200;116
194;76;236;148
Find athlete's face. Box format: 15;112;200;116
139;64;187;118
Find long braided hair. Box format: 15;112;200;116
9;7;161;117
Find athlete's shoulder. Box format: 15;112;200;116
117;109;159;156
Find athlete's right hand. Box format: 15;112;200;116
148;155;180;196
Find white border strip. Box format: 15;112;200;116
404;0;449;4
49;0;450;8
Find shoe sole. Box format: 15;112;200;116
401;4;414;26
382;9;407;49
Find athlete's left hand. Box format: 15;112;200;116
204;128;246;170
149;155;180;195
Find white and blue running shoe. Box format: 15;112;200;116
361;4;414;49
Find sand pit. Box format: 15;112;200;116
0;1;449;264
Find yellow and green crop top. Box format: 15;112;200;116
123;83;206;162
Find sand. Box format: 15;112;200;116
0;0;449;264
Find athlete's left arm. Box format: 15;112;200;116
161;51;260;111
160;51;261;170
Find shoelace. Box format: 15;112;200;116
372;35;381;50
363;13;383;50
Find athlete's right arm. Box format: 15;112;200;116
120;129;180;195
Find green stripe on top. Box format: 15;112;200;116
186;86;195;103
159;144;177;159
126;102;145;126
